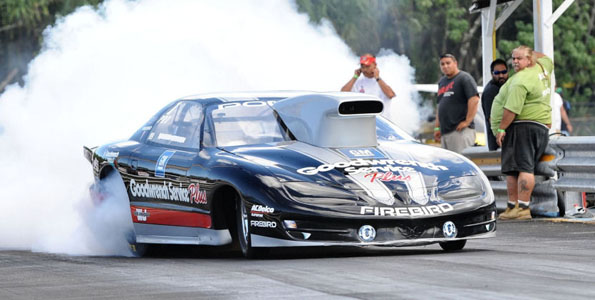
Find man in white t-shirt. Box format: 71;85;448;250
549;91;573;135
341;54;396;119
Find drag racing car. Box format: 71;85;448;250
84;91;496;258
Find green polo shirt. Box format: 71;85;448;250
490;56;553;134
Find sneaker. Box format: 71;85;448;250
514;207;532;220
498;203;519;220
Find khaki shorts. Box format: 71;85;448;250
441;127;475;154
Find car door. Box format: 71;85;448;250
125;101;211;243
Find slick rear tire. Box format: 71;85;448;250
439;240;467;252
127;231;150;257
129;242;150;257
236;198;268;259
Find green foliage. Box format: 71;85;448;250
298;0;594;115
1;0;51;31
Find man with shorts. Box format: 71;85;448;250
491;46;553;220
434;53;480;154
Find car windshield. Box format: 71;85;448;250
209;102;289;147
206;101;413;147
376;116;414;141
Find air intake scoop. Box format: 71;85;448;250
273;92;383;148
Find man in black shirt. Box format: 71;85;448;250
434;53;480;153
481;59;509;150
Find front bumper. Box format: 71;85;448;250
251;203;497;247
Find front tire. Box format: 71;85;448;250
439;240;467;251
236;198;267;258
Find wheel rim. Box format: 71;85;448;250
241;201;249;242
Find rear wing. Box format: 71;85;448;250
83;145;96;163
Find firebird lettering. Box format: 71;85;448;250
360;203;454;216
297;159;448;175
250;220;277;228
129;179;207;205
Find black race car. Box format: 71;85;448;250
84;91;496;258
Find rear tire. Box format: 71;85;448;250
439;240;467;251
236;198;267;259
126;231;150;257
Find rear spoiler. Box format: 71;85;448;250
83;146;96;163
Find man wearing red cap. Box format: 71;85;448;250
341;54;396;119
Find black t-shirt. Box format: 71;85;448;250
437;71;479;135
481;79;501;150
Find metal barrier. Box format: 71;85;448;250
463;145;559;217
548;136;595;217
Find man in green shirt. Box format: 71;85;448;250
490;45;552;220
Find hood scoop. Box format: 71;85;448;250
273;93;383;148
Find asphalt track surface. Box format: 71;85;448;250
1;219;594;299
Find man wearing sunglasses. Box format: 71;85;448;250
481;59;509;150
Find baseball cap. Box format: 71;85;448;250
360;54;376;65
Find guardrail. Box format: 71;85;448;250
548;136;595;216
463;144;559;217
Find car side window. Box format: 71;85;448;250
147;101;203;149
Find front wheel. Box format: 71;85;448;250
236;199;267;258
439;240;467;251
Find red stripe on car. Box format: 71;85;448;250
130;206;211;228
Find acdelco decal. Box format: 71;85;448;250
251;205;274;217
297;159;448;175
360;203;454;216
129;179;207;205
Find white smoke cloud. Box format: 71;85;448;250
0;0;425;255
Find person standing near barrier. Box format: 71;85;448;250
491;45;553;220
550;87;573;136
341;54;396;120
481;59;509;150
434;53;480;153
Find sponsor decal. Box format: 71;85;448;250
339;148;385;159
128;179;207;205
188;183;207;204
92;157;99;173
297;158;448;176
157;133;186;143
134;208;150;221
105;151;119;158
251;205;274;217
360;203;454;216
105;151;119;163
155;150;176;177
217;100;277;110
364;171;411;183
250;220;277;228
